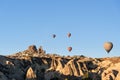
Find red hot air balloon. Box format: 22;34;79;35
53;34;56;38
67;47;72;52
104;42;113;53
67;32;71;38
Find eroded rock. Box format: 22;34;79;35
25;67;37;80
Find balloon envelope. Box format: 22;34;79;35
67;47;72;52
68;32;71;38
104;42;113;53
53;34;56;38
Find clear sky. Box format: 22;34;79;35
0;0;120;58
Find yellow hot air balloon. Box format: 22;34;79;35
104;42;113;53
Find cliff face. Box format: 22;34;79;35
0;45;120;80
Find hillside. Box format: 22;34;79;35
0;45;120;80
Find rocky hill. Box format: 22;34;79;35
0;45;120;80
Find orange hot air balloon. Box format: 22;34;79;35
104;42;113;53
67;47;72;52
67;32;71;38
53;34;56;38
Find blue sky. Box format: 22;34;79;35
0;0;120;58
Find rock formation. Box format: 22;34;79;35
25;67;37;80
28;45;38;53
0;45;120;80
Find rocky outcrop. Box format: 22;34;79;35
101;62;120;80
0;71;8;80
28;45;38;53
25;67;37;80
38;46;45;54
0;45;120;80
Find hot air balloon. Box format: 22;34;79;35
52;34;56;38
104;42;113;53
67;47;72;52
67;32;71;38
